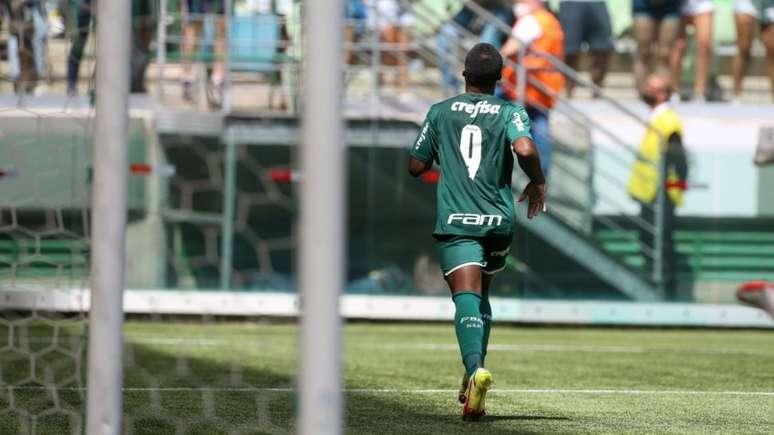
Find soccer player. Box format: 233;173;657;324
407;43;547;420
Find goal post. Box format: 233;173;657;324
85;0;131;430
298;0;346;434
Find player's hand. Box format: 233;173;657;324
518;181;547;219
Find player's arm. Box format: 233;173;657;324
408;110;438;178
513;137;547;219
507;105;546;219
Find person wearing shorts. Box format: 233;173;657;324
671;0;715;101
558;0;614;97
180;0;226;107
733;0;774;101
408;44;547;419
367;0;415;97
436;235;513;277
632;0;682;91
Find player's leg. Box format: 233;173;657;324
447;265;492;419
480;235;511;366
452;270;494;415
480;274;493;366
445;266;484;377
439;236;485;375
437;236;491;419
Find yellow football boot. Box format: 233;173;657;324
462;368;493;421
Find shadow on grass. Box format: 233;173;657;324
0;323;573;435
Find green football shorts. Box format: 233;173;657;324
435;234;513;277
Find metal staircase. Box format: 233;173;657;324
400;0;665;301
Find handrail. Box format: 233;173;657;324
462;0;660;135
457;0;666;288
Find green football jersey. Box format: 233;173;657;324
410;93;532;238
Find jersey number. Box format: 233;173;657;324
459;125;482;180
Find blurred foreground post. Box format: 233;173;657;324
299;0;346;434
86;0;130;430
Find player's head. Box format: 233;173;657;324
640;74;671;108
462;43;503;94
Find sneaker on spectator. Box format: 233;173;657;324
206;79;224;109
182;80;195;103
669;93;680;104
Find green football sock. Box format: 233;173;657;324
453;291;484;376
480;292;492;367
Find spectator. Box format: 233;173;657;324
131;0;156;93
671;0;715;101
367;0;414;97
732;0;774;102
436;4;467;96
436;1;513;96
66;0;92;95
478;0;514;49
627;74;688;299
4;0;48;94
345;0;367;64
180;0;226;108
499;0;564;176
558;0;614;97
632;0;681;92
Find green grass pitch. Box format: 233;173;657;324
2;321;773;434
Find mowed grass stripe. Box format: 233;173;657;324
115;336;774;356
5;386;774;396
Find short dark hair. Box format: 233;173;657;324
463;43;503;88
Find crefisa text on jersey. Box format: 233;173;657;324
414;122;429;149
447;213;503;226
451;101;501;118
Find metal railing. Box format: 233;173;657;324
154;1;301;112
454;0;668;291
146;0;668;293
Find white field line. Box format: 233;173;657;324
3;386;774;396
116;337;774;356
